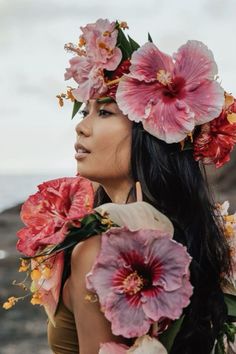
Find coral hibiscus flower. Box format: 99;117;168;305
116;40;224;143
87;227;193;338
17;176;94;256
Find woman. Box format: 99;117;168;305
7;18;236;354
59;97;230;354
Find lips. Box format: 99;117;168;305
74;142;91;153
74;142;91;160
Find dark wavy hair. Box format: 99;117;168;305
94;122;230;354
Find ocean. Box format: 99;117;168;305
0;174;74;213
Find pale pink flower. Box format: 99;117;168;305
99;335;167;354
17;176;94;256
81;18;122;70
116;40;224;143
87;227;193;338
65;56;108;102
99;342;128;354
127;335;167;354
64;18;122;101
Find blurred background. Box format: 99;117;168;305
0;0;235;352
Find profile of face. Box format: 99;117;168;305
75;100;133;184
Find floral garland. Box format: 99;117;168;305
58;18;236;168
3;176;236;353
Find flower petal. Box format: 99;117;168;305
129;42;174;82
116;77;161;122
143;99;195;143
105;293;151;337
95;201;174;235
184;80;224;125
105;47;122;71
144;237;191;291
174;40;218;91
99;342;128;354
127;335;168;354
142;275;193;321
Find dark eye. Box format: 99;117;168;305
98;109;112;117
79;110;88;118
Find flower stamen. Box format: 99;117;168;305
122;271;144;295
78;35;86;47
156;69;172;86
119;21;129;30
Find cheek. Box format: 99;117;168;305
95;134;131;177
78;128;132;181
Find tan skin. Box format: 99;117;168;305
62;100;135;353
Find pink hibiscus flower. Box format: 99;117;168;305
64;18;122;102
116;40;224;143
87;227;193;338
17;176;94;256
194;95;236;167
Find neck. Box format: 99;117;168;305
101;178;135;204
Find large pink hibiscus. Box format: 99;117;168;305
17;176;94;256
116;40;224;143
87;227;193;338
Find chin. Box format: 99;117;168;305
77;165;98;182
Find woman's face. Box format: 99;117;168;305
74;100;133;183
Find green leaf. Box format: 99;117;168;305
224;294;236;317
224;322;236;343
148;32;153;43
97;97;114;104
214;340;226;354
128;35;140;52
117;28;132;60
159;316;184;352
71;100;82;119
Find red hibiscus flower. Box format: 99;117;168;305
17;176;94;256
194;94;236;168
105;59;131;100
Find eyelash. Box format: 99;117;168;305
79;109;112;118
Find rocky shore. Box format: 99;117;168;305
0;204;50;354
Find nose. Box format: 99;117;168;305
75;117;91;137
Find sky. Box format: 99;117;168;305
1;0;236;175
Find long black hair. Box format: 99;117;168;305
94;122;231;354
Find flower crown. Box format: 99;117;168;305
57;18;236;168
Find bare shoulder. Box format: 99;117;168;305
71;235;102;274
